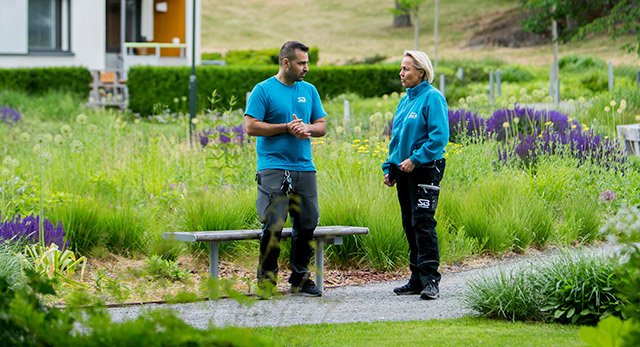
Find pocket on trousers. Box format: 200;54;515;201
416;184;440;212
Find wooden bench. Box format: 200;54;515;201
162;226;369;293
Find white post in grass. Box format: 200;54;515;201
496;69;501;97
440;74;445;98
608;61;614;92
343;99;350;126
490;70;495;105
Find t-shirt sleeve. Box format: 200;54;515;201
245;84;267;121
310;85;326;122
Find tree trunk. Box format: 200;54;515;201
392;0;411;28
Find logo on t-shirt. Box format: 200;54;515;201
297;97;306;103
408;112;418;119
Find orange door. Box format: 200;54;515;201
153;0;185;57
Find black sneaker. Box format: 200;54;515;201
290;279;322;297
420;283;440;300
393;282;422;295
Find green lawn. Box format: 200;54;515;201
256;317;581;346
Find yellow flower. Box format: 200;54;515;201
353;139;361;143
502;122;509;128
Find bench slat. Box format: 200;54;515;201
163;226;368;243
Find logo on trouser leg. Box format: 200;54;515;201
417;199;431;209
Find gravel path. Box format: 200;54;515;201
107;243;622;329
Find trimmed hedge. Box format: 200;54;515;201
0;67;91;96
202;47;320;65
127;65;402;115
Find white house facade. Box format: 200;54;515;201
0;0;201;71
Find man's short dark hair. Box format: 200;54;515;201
279;41;309;65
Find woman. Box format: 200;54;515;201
382;50;449;300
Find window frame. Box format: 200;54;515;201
28;0;72;54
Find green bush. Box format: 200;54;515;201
127;65;402;115
0;67;91;96
559;54;607;72
464;251;624;325
580;70;608;93
202;47;320;65
499;65;535;83
0;271;272;346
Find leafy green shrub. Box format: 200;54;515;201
464;251;624;325
24;243;87;287
559;54;607;72
499;65;535;83
201;52;223;60
0;67;91;96
0;271;271;346
142;255;192;282
0;244;27;290
580;70;608;93
128;65;402;115
202;47;319;65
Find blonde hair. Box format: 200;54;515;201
404;50;434;84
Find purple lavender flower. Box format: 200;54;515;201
199;128;213;147
1;106;22;124
599;190;618;202
448;109;486;142
218;124;247;144
0;214;68;248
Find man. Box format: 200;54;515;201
244;41;327;298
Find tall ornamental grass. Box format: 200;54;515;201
464;250;623;325
1;89;639;273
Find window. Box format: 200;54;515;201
28;0;68;52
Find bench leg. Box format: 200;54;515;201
209;242;219;279
315;238;324;293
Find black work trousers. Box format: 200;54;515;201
255;169;319;286
394;159;446;287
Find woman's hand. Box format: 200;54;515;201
399;158;415;173
383;173;396;187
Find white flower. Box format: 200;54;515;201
578;96;586;104
20;132;30;142
610;100;616;107
513;117;520;124
604;106;610;112
60;124;72;138
502;122;510;128
76;113;87;125
70;140;84;153
87;124;98;134
54;134;65;146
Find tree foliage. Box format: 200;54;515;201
521;0;640;55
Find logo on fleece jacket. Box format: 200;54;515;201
408;112;418;119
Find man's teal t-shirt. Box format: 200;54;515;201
245;76;327;172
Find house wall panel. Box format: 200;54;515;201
0;0;28;54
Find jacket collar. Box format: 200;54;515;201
406;81;431;100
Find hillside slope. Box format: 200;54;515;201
201;0;638;66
